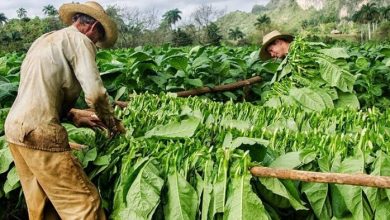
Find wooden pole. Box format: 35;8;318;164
250;166;390;189
114;101;128;108
113;76;262;108
176;76;262;97
69;142;87;150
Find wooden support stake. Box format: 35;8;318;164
114;76;262;108
176;76;262;97
250;166;390;189
69;142;87;150
114;101;128;108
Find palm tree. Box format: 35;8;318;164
254;14;271;29
228;27;245;41
352;3;380;40
42;5;58;17
16;8;27;19
0;13;8;25
383;6;390;21
162;8;182;30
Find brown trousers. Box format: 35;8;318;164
9;143;106;220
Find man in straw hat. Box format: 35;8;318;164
4;1;123;219
259;30;294;60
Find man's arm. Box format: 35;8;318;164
66;34;122;133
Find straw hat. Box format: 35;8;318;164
259;30;294;60
59;1;118;48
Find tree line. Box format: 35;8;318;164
1;3;390;54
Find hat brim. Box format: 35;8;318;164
59;3;118;48
259;34;294;61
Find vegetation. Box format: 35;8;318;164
1;1;390;54
0;1;390;219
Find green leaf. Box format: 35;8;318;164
114;160;164;220
96;51;113;61
129;51;152;62
259;177;307;211
337;156;373;219
93;155;111;166
335;92;360;109
100;67;125;76
63;123;95;147
200;160;214;220
223;91;238;100
289;87;326;112
277;63;292;81
266;117;298;132
221;119;252;131
264;97;282;108
0;81;18;100
165;55;189;71
3;167;20;194
223;133;268;150
302;183;331;219
113;157;149;214
0;139;12;174
144;117;200;138
355;57;370;69
222;133;233;149
313;88;334;108
164;171;198;220
385;58;390;67
209;155;229;218
375;200;390;220
73;147;97;168
224;173;269;220
192;56;210;69
184;78;203;87
365;151;390;212
319;48;350;59
269;152;301;169
316;57;356;92
231;137;269;149
115;86;128;101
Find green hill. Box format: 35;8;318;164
217;0;389;41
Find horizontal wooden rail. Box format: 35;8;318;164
250;166;390;189
176;76;262;97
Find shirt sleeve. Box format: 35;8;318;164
65;32;115;129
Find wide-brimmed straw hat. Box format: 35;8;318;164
259;30;294;60
59;1;118;48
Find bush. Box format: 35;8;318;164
172;29;193;47
374;21;390;40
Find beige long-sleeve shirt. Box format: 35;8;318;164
5;26;114;152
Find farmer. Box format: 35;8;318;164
4;1;123;219
259;30;294;60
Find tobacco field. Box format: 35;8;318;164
1;39;390;219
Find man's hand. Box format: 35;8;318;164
68;108;107;130
68;108;126;136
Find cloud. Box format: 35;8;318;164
0;0;269;19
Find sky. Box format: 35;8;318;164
0;0;269;20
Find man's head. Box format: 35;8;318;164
59;1;118;48
72;13;105;44
259;30;294;61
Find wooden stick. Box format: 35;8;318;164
69;142;87;150
114;101;128;108
250;166;390;189
113;76;262;108
176;76;262;97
